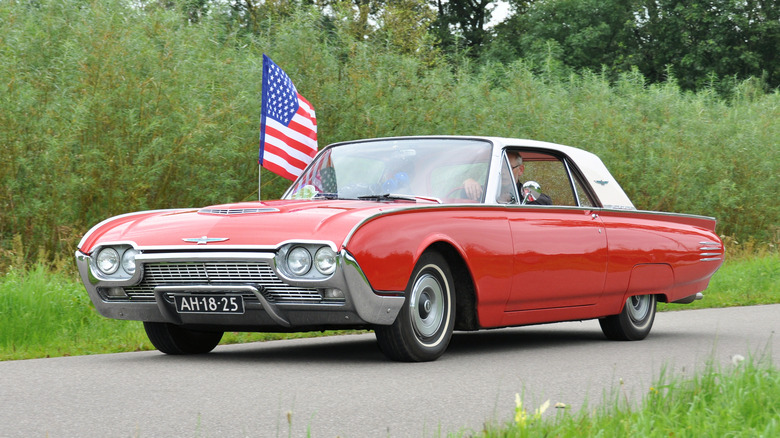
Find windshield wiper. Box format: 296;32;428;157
312;192;340;200
357;193;418;202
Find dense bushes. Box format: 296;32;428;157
1;0;777;269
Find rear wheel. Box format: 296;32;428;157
143;322;223;355
599;294;657;341
375;251;455;362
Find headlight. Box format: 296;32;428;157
314;247;337;275
96;248;120;275
287;246;312;276
122;248;139;274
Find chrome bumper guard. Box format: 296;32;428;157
75;250;404;327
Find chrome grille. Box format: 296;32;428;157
123;262;321;303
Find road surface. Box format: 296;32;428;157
1;304;778;437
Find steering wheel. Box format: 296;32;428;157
445;186;466;198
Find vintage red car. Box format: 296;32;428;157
75;136;724;361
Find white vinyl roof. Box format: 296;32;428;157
486;137;636;210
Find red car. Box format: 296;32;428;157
75;136;724;361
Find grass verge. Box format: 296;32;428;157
476;354;779;437
1;253;777;361
0;265;361;360
659;251;779;311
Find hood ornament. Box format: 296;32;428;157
182;236;229;245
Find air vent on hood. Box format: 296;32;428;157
198;208;279;215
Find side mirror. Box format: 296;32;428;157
521;181;542;205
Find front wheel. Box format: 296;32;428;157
143;322;223;354
375;251;455;362
599;294;657;341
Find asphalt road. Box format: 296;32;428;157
1;304;778;437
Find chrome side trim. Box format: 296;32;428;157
698;241;723;262
199;208;279;215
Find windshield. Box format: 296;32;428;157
283;138;493;203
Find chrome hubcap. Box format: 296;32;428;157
410;273;444;338
627;295;651;323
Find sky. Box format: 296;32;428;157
489;1;510;28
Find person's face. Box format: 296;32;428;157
510;156;524;182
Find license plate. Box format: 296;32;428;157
174;295;245;314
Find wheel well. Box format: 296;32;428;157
428;242;479;331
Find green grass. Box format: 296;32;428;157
476;354;779;437
659;251;779;311
0;265;150;360
1;253;777;361
0;265;364;361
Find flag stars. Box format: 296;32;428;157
264;60;299;125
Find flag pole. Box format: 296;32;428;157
258;164;262;201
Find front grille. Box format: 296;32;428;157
122;262;321;303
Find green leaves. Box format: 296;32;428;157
0;0;777;268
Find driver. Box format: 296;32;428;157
464;152;552;205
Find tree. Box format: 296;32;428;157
431;0;500;56
636;0;780;91
491;0;641;76
491;0;780;91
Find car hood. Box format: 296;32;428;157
77;199;413;254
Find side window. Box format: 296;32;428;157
503;150;589;207
570;170;595;207
496;154;518;204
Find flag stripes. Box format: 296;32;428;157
259;55;318;181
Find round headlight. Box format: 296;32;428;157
314;247;337;275
287;247;312;276
96;248;120;275
121;248;139;275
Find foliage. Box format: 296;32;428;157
478;355;779;437
0;0;778;268
492;0;780;93
637;0;780;93
491;0;640;73
431;0;498;56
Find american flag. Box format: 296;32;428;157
259;54;318;181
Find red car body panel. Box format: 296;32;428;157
341;205;721;329
78;200;401;254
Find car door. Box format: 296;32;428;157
498;151;608;311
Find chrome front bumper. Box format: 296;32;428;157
75;249;404;328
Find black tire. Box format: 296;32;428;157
375;251;456;362
143;322;223;355
599;294;657;341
